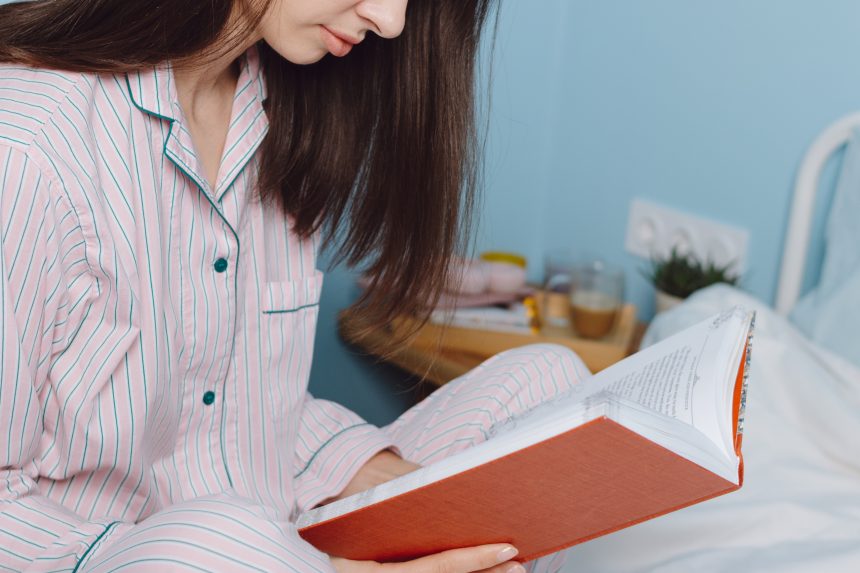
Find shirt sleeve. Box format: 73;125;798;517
0;145;133;571
291;393;402;512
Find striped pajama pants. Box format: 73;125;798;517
74;344;589;573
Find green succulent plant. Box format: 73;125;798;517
643;248;740;299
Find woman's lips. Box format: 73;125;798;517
320;26;357;57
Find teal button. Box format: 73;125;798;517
213;258;229;273
202;391;216;406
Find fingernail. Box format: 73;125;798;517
496;546;518;562
504;564;526;573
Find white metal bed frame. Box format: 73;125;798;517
775;111;860;316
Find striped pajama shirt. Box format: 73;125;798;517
0;47;590;572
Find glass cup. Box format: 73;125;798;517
544;249;579;294
541;249;580;328
569;260;625;339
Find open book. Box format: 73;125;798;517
298;307;755;563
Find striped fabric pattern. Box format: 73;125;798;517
0;47;588;572
81;345;590;573
0;48;394;571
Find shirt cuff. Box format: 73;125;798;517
292;422;401;513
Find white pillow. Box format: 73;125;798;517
791;127;860;368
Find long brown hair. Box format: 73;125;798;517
0;0;494;337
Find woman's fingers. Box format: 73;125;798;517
329;556;370;572
476;561;527;573
330;543;521;573
385;543;518;573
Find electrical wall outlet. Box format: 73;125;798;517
625;199;749;274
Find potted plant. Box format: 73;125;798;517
643;249;740;313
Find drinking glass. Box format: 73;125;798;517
542;249;580;327
569;260;625;339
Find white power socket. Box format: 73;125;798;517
625;199;749;274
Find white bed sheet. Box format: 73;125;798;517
562;285;860;573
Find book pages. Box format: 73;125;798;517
586;307;753;459
297;308;753;528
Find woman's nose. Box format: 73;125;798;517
356;0;408;39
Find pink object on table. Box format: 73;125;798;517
432;287;535;310
451;258;490;295
356;274;533;310
485;262;528;294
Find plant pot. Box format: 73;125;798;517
655;290;685;314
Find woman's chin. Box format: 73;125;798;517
266;42;329;65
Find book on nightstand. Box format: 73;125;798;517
297;308;755;564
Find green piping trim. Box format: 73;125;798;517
294;423;371;478
126;74;240;489
72;521;120;573
262;302;319;315
124;75;174;123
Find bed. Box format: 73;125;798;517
561;114;860;572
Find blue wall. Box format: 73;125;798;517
540;0;860;317
312;0;860;422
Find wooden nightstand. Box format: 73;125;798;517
338;305;647;388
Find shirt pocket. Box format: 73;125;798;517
258;271;324;418
261;270;325;315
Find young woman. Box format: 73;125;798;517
0;1;589;571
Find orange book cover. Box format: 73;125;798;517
299;311;753;564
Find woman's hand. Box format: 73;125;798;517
324;452;527;572
320;449;422;506
330;543;525;573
